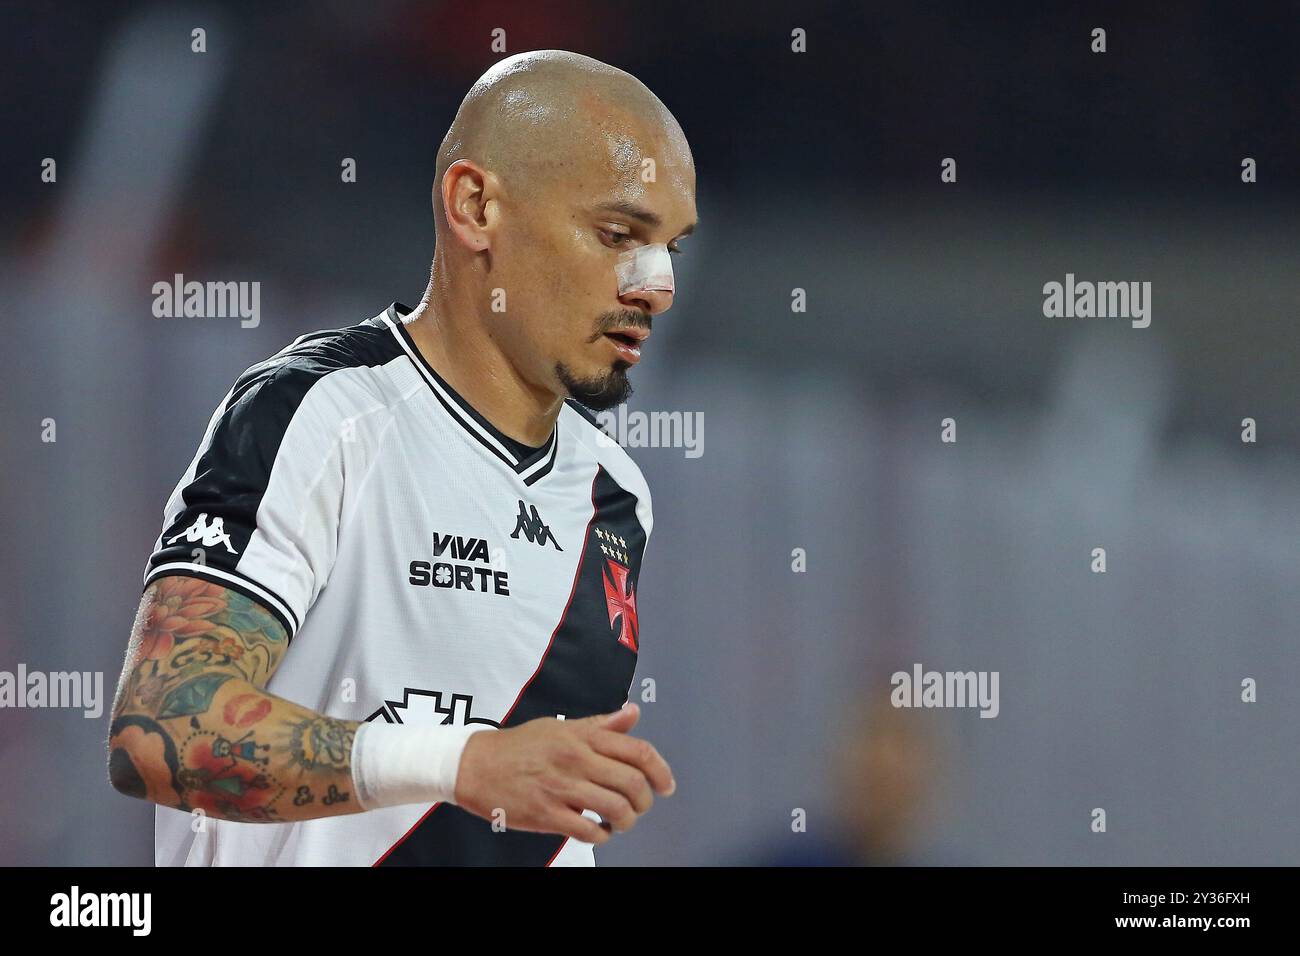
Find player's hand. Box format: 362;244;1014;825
452;702;675;844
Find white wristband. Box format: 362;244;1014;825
350;721;496;811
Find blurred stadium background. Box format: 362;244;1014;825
2;1;1299;865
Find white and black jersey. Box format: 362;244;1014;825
144;303;652;866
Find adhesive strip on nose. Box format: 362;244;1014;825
615;243;674;296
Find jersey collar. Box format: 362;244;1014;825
380;302;559;485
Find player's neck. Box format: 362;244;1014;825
402;282;564;448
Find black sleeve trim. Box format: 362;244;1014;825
144;564;299;642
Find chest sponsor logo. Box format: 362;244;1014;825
510;500;562;550
596;527;638;652
409;532;509;595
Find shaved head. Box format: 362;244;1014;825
408;49;696;435
434;50;691;235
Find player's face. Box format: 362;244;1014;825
493;120;696;411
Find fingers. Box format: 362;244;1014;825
545;805;614;845
496;706;673;846
593;701;640;734
583;751;655;813
588;726;676;796
563;781;639;833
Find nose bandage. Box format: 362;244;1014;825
615;243;674;296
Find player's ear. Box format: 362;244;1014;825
440;159;493;252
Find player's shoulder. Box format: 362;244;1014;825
237;313;404;393
561;400;652;501
222;311;409;425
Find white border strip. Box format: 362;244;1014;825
145;561;298;636
377;310;520;465
518;430;558;480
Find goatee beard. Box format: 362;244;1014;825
562;309;649;411
557;361;633;411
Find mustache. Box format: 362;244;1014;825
589;309;652;341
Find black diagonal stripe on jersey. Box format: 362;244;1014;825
374;466;647;867
384;303;559;478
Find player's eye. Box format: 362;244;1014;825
668;244;683;255
600;228;632;246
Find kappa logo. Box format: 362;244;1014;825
510;500;562;550
166;513;238;554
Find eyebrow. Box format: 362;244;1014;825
596;200;697;237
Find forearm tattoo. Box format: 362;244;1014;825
108;577;360;822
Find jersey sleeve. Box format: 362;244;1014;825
143;363;349;640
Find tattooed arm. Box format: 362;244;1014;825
107;576;362;823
